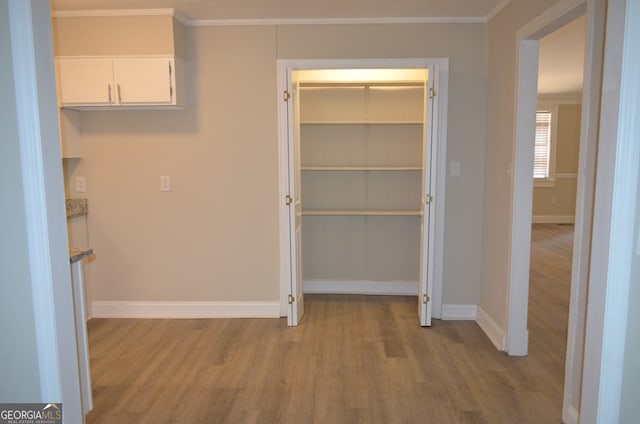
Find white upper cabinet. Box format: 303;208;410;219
113;59;173;105
56;56;182;109
57;59;114;106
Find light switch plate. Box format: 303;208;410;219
160;176;171;192
76;176;86;193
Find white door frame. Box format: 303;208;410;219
8;0;84;420
580;0;640;420
277;58;449;319
507;0;602;422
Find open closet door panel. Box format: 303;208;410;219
287;70;304;326
419;67;435;327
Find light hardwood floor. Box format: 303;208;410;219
85;224;573;423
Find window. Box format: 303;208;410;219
534;110;552;178
534;107;557;186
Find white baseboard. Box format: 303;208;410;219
532;215;575;224
562;406;579;424
91;301;281;319
304;279;418;295
441;304;478;320
476;306;507;351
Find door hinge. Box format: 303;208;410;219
285;195;293;206
425;194;433;204
423;294;430;304
288;294;295;304
429;88;437;99
284;90;291;102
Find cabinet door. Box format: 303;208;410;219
57;59;114;105
114;58;174;105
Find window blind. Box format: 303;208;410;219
534;110;552;179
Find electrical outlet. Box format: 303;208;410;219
552;196;558;205
160;176;171;192
76;176;86;193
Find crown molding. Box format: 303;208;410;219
486;0;514;21
51;8;189;25
186;16;487;26
50;10;487;26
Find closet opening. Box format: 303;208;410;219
277;60;448;328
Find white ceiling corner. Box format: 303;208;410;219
486;0;514;21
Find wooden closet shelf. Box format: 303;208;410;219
300;120;423;125
302;209;422;217
302;166;422;171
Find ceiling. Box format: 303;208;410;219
50;0;506;21
49;0;585;96
538;15;586;96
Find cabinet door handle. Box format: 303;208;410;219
117;84;122;103
108;84;112;103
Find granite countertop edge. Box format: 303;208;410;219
69;247;93;263
66;198;88;219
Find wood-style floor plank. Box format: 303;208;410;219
86;224;572;423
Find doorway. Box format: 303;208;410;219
507;1;602;422
277;59;449;327
532;15;586;420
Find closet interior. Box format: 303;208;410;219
296;69;429;295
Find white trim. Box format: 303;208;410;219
8;0;69;402
53;8;172;18
9;1;84;419
56;54;175;60
487;0;515;21
556;172;579;179
534;179;556;188
507;38;539;356
537;93;583;104
9;0;61;400
52;8;190;25
532;215;575;224
563;406;579;424
564;0;605;420
441;304;478;320
476;307;507;351
91;301;281;319
516;0;586;40
50;10;489;26
582;0;640;421
187;17;487;27
304;280;418;296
